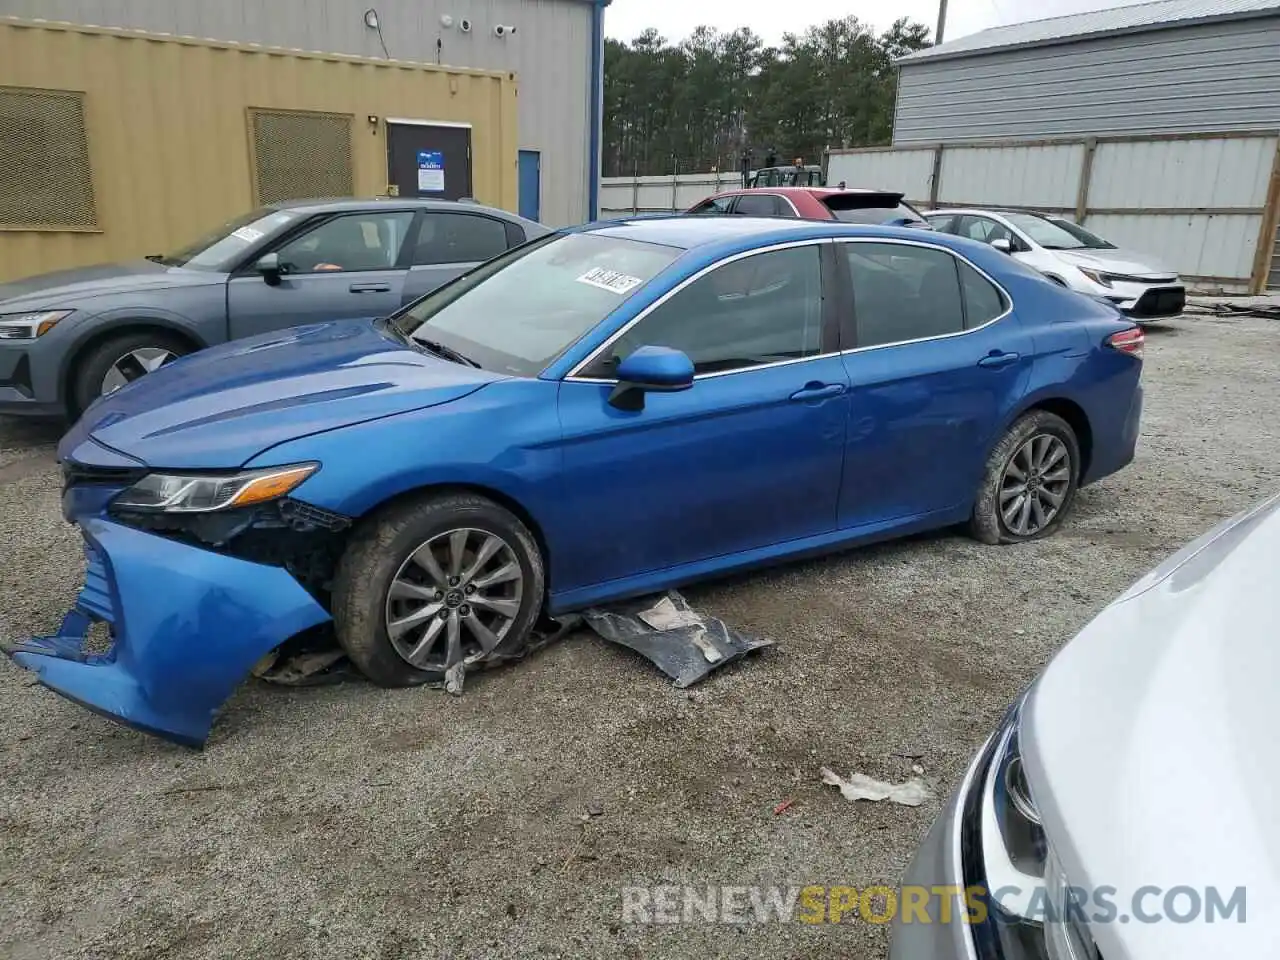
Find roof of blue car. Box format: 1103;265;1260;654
578;215;938;255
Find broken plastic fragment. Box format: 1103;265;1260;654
582;590;773;688
820;767;931;807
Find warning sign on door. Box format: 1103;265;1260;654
417;150;445;192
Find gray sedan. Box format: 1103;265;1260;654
0;198;547;418
892;492;1279;959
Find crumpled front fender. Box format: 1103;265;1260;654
7;517;331;747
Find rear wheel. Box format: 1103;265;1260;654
71;330;191;415
332;492;545;686
970;411;1080;545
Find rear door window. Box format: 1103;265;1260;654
413;212;509;265
844;242;966;347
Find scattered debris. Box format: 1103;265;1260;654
820;767;931;807
1196;300;1280;320
911;764;925;776
585;801;605;817
582;591;774;688
773;798;796;815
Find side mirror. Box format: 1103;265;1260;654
255;252;285;285
991;238;1014;254
608;345;694;411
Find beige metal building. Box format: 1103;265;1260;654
0;0;607;228
0;18;517;282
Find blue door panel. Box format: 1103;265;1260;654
518;150;541;222
838;315;1034;528
552;356;849;593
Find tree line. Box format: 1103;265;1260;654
603;16;933;178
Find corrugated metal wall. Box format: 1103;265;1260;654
598;172;745;217
0;19;517;282
825;132;1280;293
894;17;1280;144
824;148;936;205
0;0;593;225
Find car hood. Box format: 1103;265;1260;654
1051;248;1177;279
0;260;222;310
1025;493;1280;958
61;320;506;469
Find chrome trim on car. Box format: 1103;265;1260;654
564;235;1018;383
831;236;1016;356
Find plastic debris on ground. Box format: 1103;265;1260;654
254;615;582;694
255;590;770;696
820;766;931;807
581;590;774;688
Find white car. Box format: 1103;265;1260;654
925;208;1185;320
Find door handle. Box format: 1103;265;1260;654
789;382;846;402
978;351;1020;369
349;282;391;293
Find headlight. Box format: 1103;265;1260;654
111;463;318;513
0;309;73;340
971;697;1101;960
1075;268;1111;288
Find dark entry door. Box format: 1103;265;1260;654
387;122;472;200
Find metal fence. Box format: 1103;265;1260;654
599;172;744;220
827;131;1280;294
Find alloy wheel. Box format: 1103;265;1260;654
384;527;524;670
101;347;178;395
999;434;1071;537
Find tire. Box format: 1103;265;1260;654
70;330;192;416
970;410;1081;545
332;492;546;687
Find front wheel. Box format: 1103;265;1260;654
71;330;191;416
332;492;545;686
970;411;1080;545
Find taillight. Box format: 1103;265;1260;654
1106;326;1144;359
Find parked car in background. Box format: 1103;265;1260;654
925;208;1185;320
688;187;931;227
891;490;1280;960
0;198;547;419
11;216;1144;745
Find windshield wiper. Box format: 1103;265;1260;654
417;338;481;368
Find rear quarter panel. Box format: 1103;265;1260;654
995;266;1142;482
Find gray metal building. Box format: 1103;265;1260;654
0;0;608;226
894;0;1280;144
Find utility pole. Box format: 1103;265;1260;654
936;0;948;44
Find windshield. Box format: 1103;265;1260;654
160;208;301;270
396;232;682;376
1046;217;1117;250
1003;212;1110;251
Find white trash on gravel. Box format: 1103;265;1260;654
820;766;931;807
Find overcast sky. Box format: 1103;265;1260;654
605;0;1160;46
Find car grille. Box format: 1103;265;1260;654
1132;286;1186;317
77;540;116;624
61;460;146;492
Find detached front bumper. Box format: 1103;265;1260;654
5;516;331;747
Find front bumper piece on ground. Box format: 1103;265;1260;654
5;516;331;747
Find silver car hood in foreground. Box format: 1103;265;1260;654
1052;247;1177;279
1024;493;1280;958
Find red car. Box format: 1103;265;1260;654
686;187;931;227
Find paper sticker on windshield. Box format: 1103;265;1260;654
232;226;265;243
575;267;643;295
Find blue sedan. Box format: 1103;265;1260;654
8;217;1145;746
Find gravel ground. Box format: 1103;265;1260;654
2;315;1278;960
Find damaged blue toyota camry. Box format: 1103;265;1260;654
8;217;1144;746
